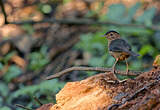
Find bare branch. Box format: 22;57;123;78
0;0;8;24
9;18;160;31
33;96;43;106
46;66;141;80
15;104;33;110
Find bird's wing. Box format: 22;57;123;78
109;39;131;52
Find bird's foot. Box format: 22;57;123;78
117;79;128;83
112;70;118;80
106;79;127;84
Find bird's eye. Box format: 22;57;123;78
110;33;113;36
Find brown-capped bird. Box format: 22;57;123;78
102;30;139;81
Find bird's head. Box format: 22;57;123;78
102;30;120;40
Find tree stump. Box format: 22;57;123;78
37;67;160;110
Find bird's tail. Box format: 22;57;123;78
128;51;140;57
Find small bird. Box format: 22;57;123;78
102;30;139;81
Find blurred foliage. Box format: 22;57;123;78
0;107;11;110
29;45;49;71
0;79;64;109
3;65;22;82
0;52;23;82
0;82;9;97
9;79;64;103
21;24;34;35
0;63;3;70
63;0;72;4
38;3;52;14
0;51;16;64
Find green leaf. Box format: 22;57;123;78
63;0;72;4
10;79;64;99
29;46;49;71
106;4;126;23
3;52;16;64
0;106;11;110
0;63;3;70
139;45;155;56
3;65;22;82
42;4;52;14
92;43;105;52
111;26;153;35
0;82;9;97
75;33;93;52
88;57;104;67
123;2;141;23
128;2;141;17
21;24;34;35
75;32;107;54
40;45;48;55
130;60;142;70
136;7;156;26
100;3;141;23
106;56;115;67
0;97;2;106
86;71;96;77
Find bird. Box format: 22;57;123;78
102;30;139;81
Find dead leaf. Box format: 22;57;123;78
0;43;11;55
0;24;24;37
11;55;26;68
8;0;24;8
13;6;43;21
153;55;160;67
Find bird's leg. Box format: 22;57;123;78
116;59;128;83
112;58;118;80
125;59;129;75
110;58;127;83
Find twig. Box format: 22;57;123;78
9;18;160;31
46;66;140;80
33;96;43;106
0;0;8;24
15;104;34;110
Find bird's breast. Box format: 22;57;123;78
109;51;130;61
